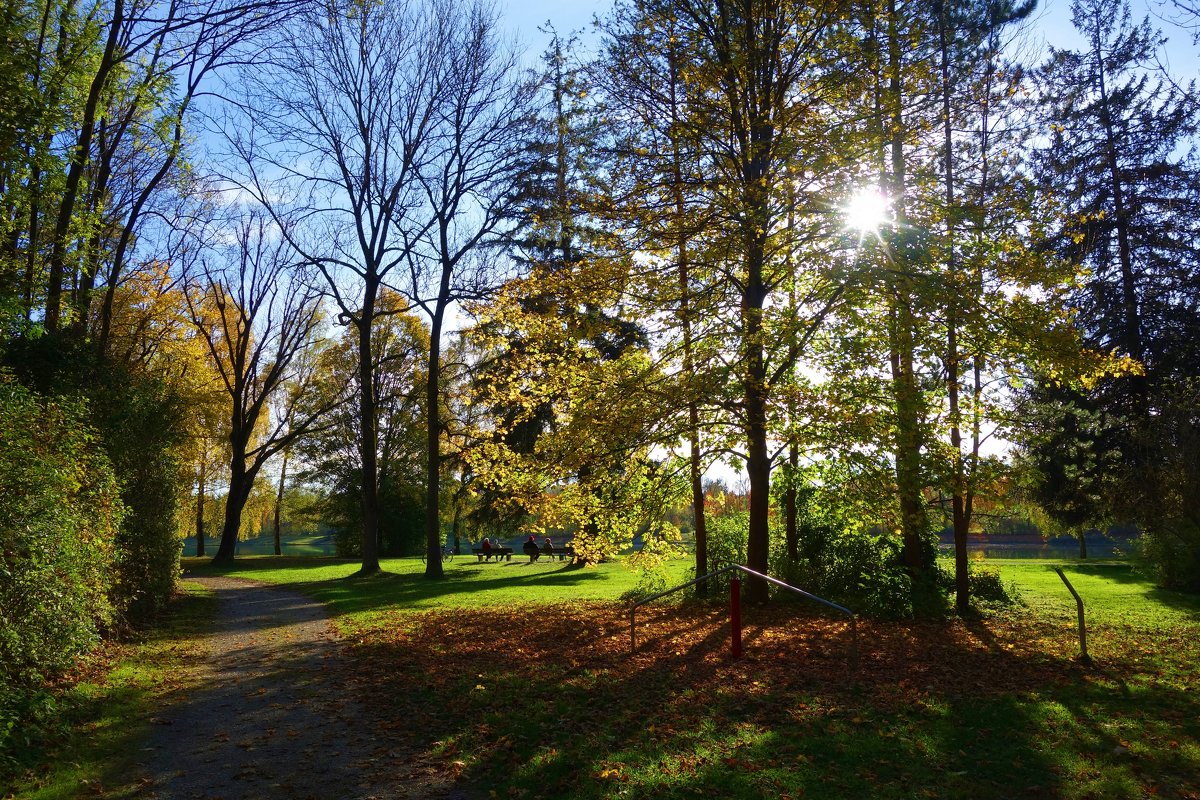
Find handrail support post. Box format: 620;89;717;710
730;574;743;659
1053;566;1091;664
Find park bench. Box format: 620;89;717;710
524;546;575;562
471;546;513;562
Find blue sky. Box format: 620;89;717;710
498;0;1198;79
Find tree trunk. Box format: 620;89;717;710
46;0;124;331
884;0;928;595
667;42;708;595
891;305;927;580
450;489;461;555
23;157;43;323
357;283;382;576
937;0;970;615
785;441;799;563
1079;531;1088;559
213;455;253;564
424;295;448;579
273;449;289;556
744;237;771;604
195;455;206;558
689;405;708;590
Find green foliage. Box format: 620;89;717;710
770;482;916;618
1127;379;1200;592
3;334;186;621
938;562;1019;606
100;372;186;620
325;469;426;558
622;522;685;602
0;373;123;769
3;582;218;797
1135;520;1200;594
782;526;914;619
703;510;747;593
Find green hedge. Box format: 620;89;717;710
3;335;186;621
0;374;123;766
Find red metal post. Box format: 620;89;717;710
730;574;743;659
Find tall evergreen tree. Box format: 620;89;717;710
1030;0;1200;581
597;2;723;590
933;0;1036;612
608;0;845;603
466;30;649;562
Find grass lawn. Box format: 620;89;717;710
179;554;695;627
178;554;1200;800
12;555;1200;799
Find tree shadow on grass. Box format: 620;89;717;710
182;555;359;573
1144;587;1200;620
1036;563;1200;623
185;557;611;619
337;602;1200;800
313;562;609;615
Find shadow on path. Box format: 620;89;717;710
139;576;468;800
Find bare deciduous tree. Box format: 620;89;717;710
184;211;330;564
223;0;531;575
404;2;535;577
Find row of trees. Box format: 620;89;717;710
460;0;1198;609
4;0;1200;749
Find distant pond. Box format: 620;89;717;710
939;538;1132;560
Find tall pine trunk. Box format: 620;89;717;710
884;0;929;598
937;0;970;614
744;235;771;604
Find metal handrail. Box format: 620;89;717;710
628;563;859;671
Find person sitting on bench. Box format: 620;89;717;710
542;537;554;559
522;535;540;562
481;537;492;560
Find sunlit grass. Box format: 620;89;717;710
990;559;1200;629
182;554;694;627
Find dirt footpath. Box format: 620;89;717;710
140;576;464;800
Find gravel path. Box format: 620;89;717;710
140;576;463;800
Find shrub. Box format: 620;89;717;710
1136;519;1200;593
938;562;1020;606
4;334;185;621
776;527;914;619
0;374;123;769
699;511;749;596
